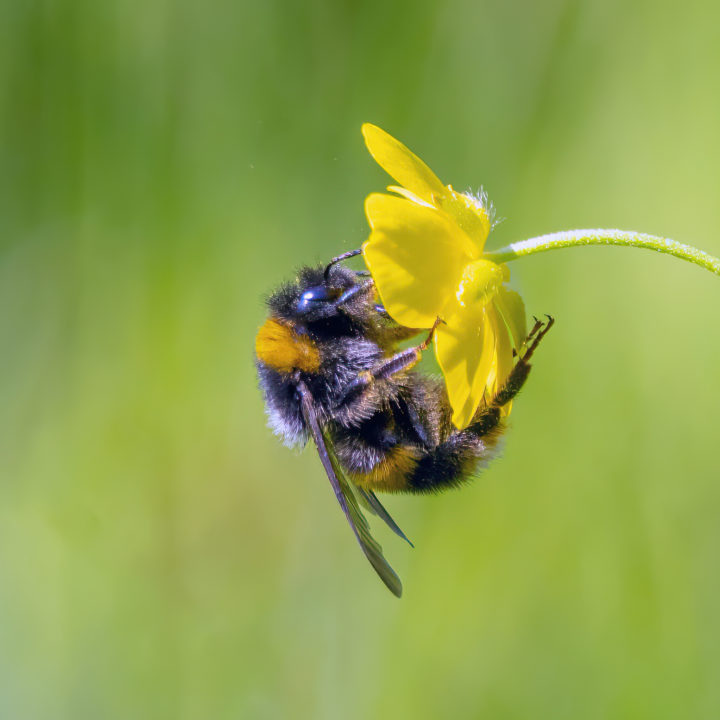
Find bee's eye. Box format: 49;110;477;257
295;285;333;314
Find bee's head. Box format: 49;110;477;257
265;264;360;327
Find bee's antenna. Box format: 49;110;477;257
324;249;362;280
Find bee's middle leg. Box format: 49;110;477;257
338;318;443;403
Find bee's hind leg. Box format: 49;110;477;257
492;315;554;408
466;316;554;437
401;318;554;494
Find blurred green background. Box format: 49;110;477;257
2;0;719;717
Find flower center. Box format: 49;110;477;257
455;259;506;307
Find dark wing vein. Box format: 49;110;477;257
297;381;402;598
353;487;414;548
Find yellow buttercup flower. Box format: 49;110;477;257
361;123;527;429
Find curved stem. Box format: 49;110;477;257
485;229;720;277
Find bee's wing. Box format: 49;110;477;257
353;487;414;548
297;381;403;598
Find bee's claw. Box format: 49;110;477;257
419;316;444;351
523;315;555;362
526;317;544;343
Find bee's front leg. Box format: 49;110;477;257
332;280;374;308
324;248;362;280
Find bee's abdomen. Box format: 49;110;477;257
345;430;504;494
334;386;506;494
404;423;504;493
349;444;422;493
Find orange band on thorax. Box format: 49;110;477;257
255;318;321;374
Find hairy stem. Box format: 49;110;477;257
484;229;720;277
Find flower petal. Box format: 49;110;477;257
386;185;434;208
435;302;496;429
488;304;514;417
437;188;491;249
365;193;479;258
362;124;446;206
494;286;527;352
363;194;478;327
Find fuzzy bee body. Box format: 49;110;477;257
255;260;551;595
256;264;506;492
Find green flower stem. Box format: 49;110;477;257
485;229;720;277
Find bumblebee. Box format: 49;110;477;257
255;251;553;597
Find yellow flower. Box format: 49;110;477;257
361;123;528;429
